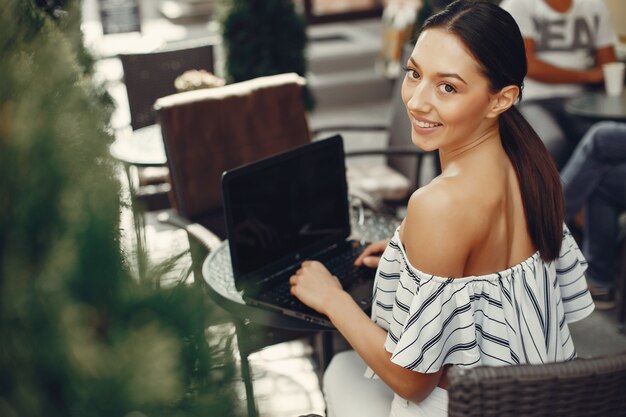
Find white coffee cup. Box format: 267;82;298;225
602;62;625;97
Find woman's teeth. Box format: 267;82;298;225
415;120;441;128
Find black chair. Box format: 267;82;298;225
447;352;626;417
120;42;215;131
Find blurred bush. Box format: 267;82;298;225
219;0;314;110
0;1;240;416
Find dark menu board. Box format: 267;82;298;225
98;0;141;35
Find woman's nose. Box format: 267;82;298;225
405;82;432;113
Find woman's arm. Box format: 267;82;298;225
290;182;471;402
289;261;443;402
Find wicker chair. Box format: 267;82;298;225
447;352;626;417
154;73;311;239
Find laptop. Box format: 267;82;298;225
221;135;375;327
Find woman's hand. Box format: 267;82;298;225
354;239;389;269
289;260;343;315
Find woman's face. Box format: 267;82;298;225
401;28;497;153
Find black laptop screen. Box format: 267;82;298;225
222;136;350;282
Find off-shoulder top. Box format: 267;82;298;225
367;225;594;376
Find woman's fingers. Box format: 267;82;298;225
362;256;380;268
354;239;389;266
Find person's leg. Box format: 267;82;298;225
518;100;570;169
583;163;626;308
323;350;394;417
551;97;596;150
561;122;626;222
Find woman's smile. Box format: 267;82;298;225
410;115;443;135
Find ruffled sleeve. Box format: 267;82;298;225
555;225;594;323
376;239;483;374
384;274;482;373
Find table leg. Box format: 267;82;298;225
311;331;334;375
121;163;148;278
235;320;258;417
321;331;334;371
617;239;626;333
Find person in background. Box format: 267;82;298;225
289;2;594;416
499;0;618;168
561;121;626;310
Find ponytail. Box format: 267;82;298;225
499;106;564;262
423;0;564;261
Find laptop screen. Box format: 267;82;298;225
222;135;350;288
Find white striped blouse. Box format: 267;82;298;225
367;224;594;376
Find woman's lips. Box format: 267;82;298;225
411;117;442;134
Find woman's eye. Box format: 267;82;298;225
438;83;457;94
404;68;420;80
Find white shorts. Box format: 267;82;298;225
389;389;448;417
323;350;448;417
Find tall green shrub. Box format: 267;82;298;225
0;1;240;416
220;0;314;109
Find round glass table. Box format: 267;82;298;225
565;91;626;122
201;208;401;327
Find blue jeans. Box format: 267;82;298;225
560;121;626;290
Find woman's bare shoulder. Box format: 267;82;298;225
400;177;484;277
406;175;484;223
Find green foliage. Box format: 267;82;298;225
0;1;240;416
220;0;314;110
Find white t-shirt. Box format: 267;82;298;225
500;0;617;100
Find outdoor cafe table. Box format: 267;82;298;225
109;124;166;167
109;124;167;255
201;209;400;417
565;90;626;122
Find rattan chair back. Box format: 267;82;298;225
447;352;626;417
155;73;310;238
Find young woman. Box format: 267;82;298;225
290;1;594;416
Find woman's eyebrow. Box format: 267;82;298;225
408;57;468;85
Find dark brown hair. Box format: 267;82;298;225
423;0;564;261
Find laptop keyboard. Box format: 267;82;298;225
323;243;373;286
257;242;374;313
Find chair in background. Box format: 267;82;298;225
118;41;216;211
120;42;215;131
155;72;310;239
447;352;626;417
314;43;440;217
